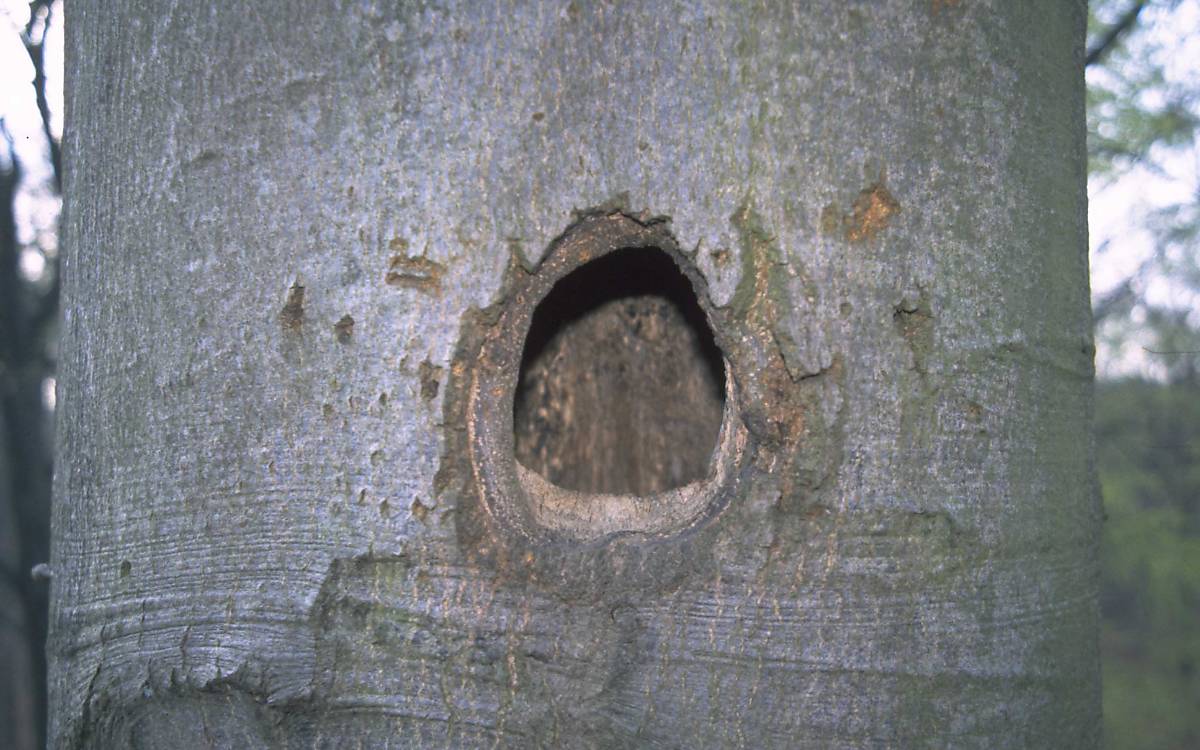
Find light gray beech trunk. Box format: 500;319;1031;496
50;1;1099;748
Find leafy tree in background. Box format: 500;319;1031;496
1087;0;1200;382
1088;3;1200;747
1096;381;1200;749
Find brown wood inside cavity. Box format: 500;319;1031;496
513;247;725;496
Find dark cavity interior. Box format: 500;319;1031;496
513;247;726;496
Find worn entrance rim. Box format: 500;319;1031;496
466;213;749;545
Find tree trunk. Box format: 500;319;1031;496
50;1;1099;747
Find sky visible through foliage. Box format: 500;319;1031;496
1088;0;1200;382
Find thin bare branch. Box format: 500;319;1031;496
19;1;60;193
1086;1;1146;68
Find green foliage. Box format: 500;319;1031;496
1089;15;1200;740
1097;380;1200;749
1087;66;1197;179
1087;0;1198;179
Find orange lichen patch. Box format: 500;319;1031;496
844;182;901;242
385;255;446;294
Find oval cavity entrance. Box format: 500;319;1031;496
512;246;726;496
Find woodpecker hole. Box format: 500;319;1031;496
512;247;726;496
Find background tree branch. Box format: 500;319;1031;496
1087;0;1146;67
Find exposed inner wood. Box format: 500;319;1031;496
513;247;726;496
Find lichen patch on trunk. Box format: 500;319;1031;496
822;181;901;243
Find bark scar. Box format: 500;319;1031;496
386;255;446;294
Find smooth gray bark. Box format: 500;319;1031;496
50;1;1099;748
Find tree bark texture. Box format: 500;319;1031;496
51;1;1098;747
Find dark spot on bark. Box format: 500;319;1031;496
710;247;730;267
183;149;220;171
411;498;430;523
839;301;853;317
379;499;390;518
966;401;984;422
418;360;443;402
334;314;355;343
531;111;545;122
357;488;367;505
119;560;131;578
322;403;334;419
279;282;305;330
820;203;842;234
378;392;389;407
370;449;383;466
385;255;446;295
